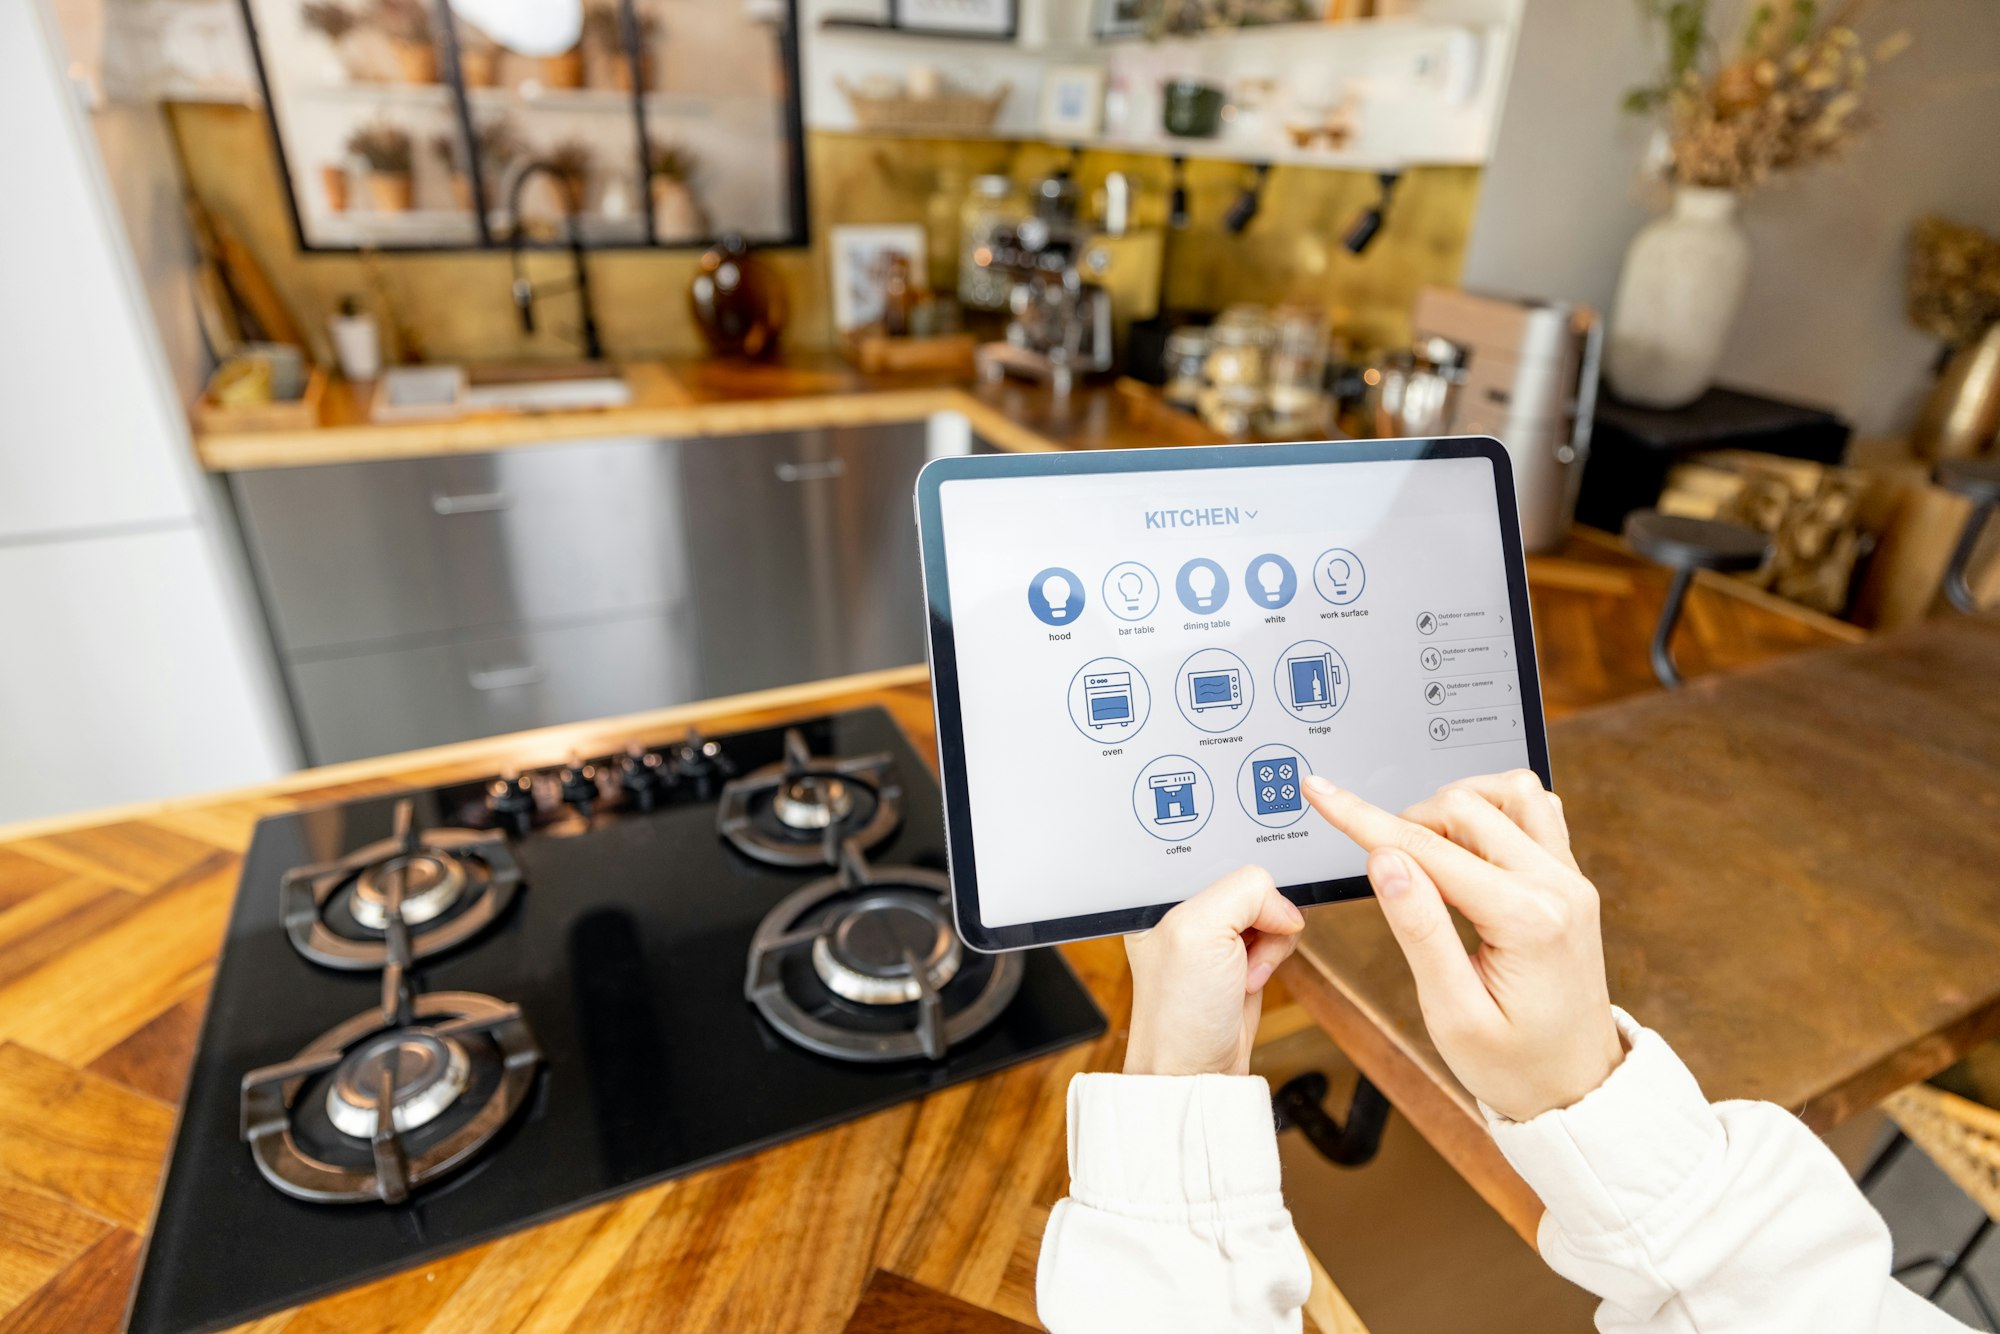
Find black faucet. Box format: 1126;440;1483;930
504;162;604;362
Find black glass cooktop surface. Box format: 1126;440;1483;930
128;708;1105;1334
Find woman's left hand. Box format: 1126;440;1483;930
1123;866;1306;1077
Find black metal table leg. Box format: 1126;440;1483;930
1274;1072;1391;1168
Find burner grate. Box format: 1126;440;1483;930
717;728;903;867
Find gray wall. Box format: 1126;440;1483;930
1464;0;2000;437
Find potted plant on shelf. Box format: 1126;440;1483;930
582;3;661;92
547;138;597;214
347;121;414;213
534;34;585;91
1606;0;1909;409
319;160;351;213
430;131;473;212
301;1;359;80
649;142;707;244
371;0;436;84
475;117;524;212
456;21;502;88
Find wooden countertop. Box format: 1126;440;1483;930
192;355;1225;472
1281;611;2000;1243
0;666;1364;1334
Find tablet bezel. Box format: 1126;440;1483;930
915;436;1552;952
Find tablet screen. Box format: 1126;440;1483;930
934;451;1535;934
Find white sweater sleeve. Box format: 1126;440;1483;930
1487;1008;1969;1334
1037;1072;1311;1333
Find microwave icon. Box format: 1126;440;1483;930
1187;668;1241;711
1148;771;1200;825
1083;672;1135;727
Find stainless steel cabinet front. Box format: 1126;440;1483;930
678;424;929;697
234;437;689;654
288;607;698;765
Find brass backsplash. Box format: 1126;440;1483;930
168;102;1479;367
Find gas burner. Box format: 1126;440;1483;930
717;729;903;867
241;990;539;1205
282;800;521;970
744;841;1021;1062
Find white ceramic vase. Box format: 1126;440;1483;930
1604;186;1752;409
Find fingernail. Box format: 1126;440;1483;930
1283;898;1306;928
1302;775;1335;796
1370;849;1410;898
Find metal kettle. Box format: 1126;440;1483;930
1368;335;1468;438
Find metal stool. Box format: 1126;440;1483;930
1622;510;1772;689
1937;458;2000;614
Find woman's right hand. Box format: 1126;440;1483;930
1300;770;1624;1124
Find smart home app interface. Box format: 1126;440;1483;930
938;456;1533;930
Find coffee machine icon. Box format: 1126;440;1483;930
1148;770;1200;826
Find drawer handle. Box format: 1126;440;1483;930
468;664;546;691
432;490;512;515
774;459;846;484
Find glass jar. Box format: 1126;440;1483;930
959;175;1024;311
1198;305;1272;435
1266;304;1330;434
1162;326;1210;408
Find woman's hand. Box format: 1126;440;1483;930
1123;866;1306;1078
1301;771;1624;1123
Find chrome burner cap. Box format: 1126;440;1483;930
810;889;962;1006
773;775;858;832
324;1028;471;1139
350;854;468;929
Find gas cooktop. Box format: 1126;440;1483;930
127;708;1105;1334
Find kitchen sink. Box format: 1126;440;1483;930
463;362;632;412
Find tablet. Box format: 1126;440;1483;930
916;437;1551;952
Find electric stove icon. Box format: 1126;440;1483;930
1148;771;1200;825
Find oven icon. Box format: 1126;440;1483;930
1186;668;1241;712
1083;672;1135;728
1148;771;1200;825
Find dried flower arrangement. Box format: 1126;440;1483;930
648;142;698;183
1623;0;1909;192
301;1;357;42
1908;216;2000;350
546;138;597;208
1140;0;1317;37
476;118;525;177
371;0;433;46
427;130;462;171
345;120;413;175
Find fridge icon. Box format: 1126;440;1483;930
1287;652;1339;709
1148;771;1200;825
1083;672;1135;727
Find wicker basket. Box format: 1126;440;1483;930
836;77;1010;133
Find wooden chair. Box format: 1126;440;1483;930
1865;1045;2000;1328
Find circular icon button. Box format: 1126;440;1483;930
1175;647;1254;734
1132;755;1213;841
1415;610;1440;636
1244;553;1297;610
1175;558;1230;615
1273;639;1351;723
1428;717;1452;742
1101;561;1161;622
1066;657;1150;743
1237;744;1312;829
1420;646;1443;671
1312;548;1366;606
1424;680;1448;706
1027;567;1084;626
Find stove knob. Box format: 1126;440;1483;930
486;771;536;832
559;758;600;809
618;745;670;808
672;730;724;779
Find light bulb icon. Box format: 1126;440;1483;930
1326;557;1351;596
1189;564;1217;609
1041;574;1072;619
1117;571;1144;612
1256;561;1284;604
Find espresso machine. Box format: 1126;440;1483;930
973;170;1114;398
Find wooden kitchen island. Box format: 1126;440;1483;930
0;667;1370;1334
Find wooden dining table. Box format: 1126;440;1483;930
1278;610;2000;1242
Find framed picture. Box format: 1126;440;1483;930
1039;65;1106;139
890;0;1017;39
830;224;928;332
1093;0;1153;40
